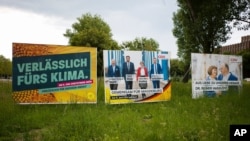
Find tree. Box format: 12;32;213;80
120;37;159;51
170;59;185;81
227;0;250;31
238;51;250;78
64;13;120;76
172;0;250;82
0;55;12;78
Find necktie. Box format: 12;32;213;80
127;62;130;70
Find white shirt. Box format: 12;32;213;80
127;62;130;70
222;73;230;81
140;68;145;76
208;76;216;80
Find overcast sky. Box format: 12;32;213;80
0;0;249;60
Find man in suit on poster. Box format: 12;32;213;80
150;57;162;88
122;56;135;89
218;63;238;81
218;63;238;92
107;59;120;90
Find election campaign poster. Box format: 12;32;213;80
12;43;97;104
191;53;242;99
103;50;171;104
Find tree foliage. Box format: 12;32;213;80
172;0;250;82
170;59;185;81
64;13;120;76
174;0;249;56
238;51;250;78
0;55;12;78
120;37;159;51
228;0;250;30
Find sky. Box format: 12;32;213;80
0;0;249;60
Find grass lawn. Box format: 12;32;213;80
0;79;250;141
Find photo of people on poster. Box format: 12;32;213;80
103;50;171;104
191;53;242;99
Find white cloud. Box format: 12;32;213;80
222;29;250;46
0;7;70;59
1;0;248;61
0;4;179;60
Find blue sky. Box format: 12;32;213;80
0;0;249;60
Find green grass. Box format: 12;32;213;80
0;79;250;141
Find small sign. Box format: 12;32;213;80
230;125;250;141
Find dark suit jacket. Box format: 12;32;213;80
150;63;162;77
107;65;120;77
217;72;238;81
217;72;238;92
122;62;135;77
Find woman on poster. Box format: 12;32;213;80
204;65;221;97
136;61;148;89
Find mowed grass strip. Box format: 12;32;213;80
0;80;250;141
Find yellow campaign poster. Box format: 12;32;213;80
103;50;171;104
12;43;97;104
